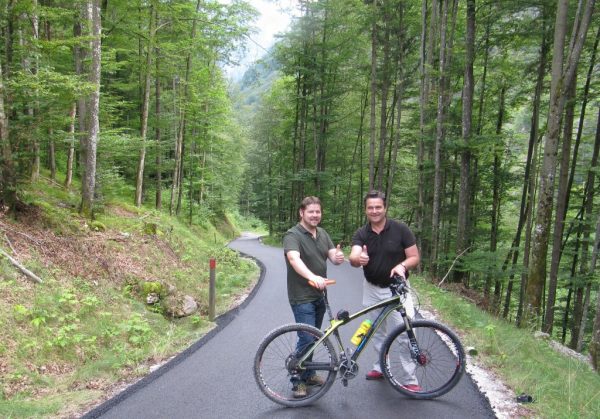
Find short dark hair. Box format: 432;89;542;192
299;196;322;211
364;190;386;207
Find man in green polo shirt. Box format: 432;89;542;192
283;196;344;398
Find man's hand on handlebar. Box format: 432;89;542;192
390;274;408;295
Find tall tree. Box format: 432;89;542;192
154;43;162;210
417;0;436;263
170;0;201;215
134;1;157;207
368;0;378;191
455;0;475;284
80;0;101;218
0;56;17;211
430;0;450;276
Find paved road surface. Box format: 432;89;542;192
84;234;495;418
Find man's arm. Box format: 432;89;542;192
390;244;420;278
286;250;326;289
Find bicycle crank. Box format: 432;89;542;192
339;358;359;382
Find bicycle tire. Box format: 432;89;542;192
253;323;338;407
380;319;465;399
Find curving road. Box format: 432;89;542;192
83;234;495;418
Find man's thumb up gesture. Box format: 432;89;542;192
333;244;344;265
359;245;369;266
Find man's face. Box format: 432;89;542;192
365;197;386;224
300;203;322;228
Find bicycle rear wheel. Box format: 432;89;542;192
253;323;338;407
380;319;465;399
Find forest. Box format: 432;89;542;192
0;0;599;374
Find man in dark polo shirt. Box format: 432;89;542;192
283;196;344;398
349;190;421;391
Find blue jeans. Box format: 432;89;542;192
290;298;326;383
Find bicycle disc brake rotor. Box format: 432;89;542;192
410;338;429;365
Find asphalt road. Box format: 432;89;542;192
83;234;496;418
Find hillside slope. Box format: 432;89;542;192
0;180;259;418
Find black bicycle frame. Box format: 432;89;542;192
298;289;413;370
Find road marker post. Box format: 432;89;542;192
209;258;216;321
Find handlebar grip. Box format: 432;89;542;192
308;279;336;288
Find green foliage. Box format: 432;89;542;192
140;281;165;297
228;210;267;234
89;221;106;232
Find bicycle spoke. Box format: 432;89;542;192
381;320;465;399
254;323;338;407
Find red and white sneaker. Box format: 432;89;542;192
365;370;384;380
401;384;423;392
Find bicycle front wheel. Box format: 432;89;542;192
253;323;338;407
380;319;465;399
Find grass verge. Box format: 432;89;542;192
412;277;600;419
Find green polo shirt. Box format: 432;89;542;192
283;223;334;305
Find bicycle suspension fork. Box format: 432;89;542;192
398;305;427;366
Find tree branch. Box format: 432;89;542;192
438;246;471;287
0;248;43;284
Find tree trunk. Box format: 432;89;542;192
516;135;540;326
376;5;390;192
431;0;449;276
502;22;548;319
48;128;55;180
65;102;76;188
456;0;475;285
488;85;505;303
417;0;433;262
80;0;101;218
573;106;600;350
386;4;405;201
588;206;600;370
5;0;15;76
368;1;377;191
74;16;88;183
0;53;17;210
544;77;576;334
155;45;162;210
24;1;40;182
135;2;156;207
44;18;56;181
170;0;201;215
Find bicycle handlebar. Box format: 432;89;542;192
390;275;408;295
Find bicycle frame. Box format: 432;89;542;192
296;289;412;372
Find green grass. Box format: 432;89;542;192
412;277;600;419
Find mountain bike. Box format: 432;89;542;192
253;276;466;407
